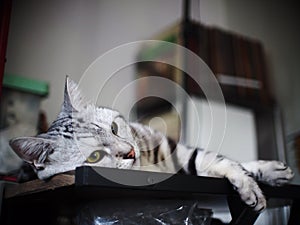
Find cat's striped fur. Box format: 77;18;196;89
10;77;294;212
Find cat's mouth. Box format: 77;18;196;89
122;148;135;160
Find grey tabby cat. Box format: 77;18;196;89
10;77;294;212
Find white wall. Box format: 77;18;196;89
5;0;182;122
187;97;257;162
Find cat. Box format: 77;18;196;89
9;77;294;212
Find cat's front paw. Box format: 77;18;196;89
258;161;294;186
229;175;266;212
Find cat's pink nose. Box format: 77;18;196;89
125;149;135;159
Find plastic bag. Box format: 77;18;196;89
75;200;212;225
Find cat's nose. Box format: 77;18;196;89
123;148;135;159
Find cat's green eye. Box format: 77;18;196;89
111;121;118;135
86;150;105;163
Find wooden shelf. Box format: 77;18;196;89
4;174;75;199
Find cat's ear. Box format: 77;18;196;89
9;137;55;169
62;76;87;112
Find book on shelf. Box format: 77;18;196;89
136;21;274;131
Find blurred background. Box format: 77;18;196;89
2;0;300;179
1;0;300;175
0;0;300;223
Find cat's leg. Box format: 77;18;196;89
188;150;267;212
241;160;294;186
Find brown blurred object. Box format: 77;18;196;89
38;111;48;134
137;21;274;112
294;135;300;172
0;0;12;98
136;20;284;161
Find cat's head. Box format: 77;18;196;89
9;77;139;179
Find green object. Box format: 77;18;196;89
138;34;178;60
3;74;49;97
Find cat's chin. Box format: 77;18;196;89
115;158;135;169
36;164;80;180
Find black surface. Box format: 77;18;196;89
75;166;300;200
1;166;300;225
75;166;235;194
